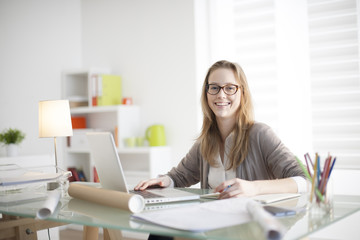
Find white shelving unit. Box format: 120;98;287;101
69;105;141;148
65;145;172;186
62;69;172;185
61;68;110;107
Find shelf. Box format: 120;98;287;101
70;105;138;114
66;146;170;154
62;68;172;186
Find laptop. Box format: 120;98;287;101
86;132;200;204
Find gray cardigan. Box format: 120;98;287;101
167;122;305;189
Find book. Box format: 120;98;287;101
71;116;86;129
67;167;80;182
93;167;100;183
91;74;98;106
96;74;122;106
77;169;87;182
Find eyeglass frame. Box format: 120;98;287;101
206;83;240;95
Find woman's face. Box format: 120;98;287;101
207;68;241;121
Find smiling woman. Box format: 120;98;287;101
135;60;306;199
135;60;307;240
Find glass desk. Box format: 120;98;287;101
0;186;360;240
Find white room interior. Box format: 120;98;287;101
0;0;203;167
0;0;360;239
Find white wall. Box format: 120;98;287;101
0;0;201;168
81;0;200;166
0;0;82;162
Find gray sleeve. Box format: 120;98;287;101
244;123;305;180
256;123;305;179
167;141;202;187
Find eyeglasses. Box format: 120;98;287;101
206;84;240;95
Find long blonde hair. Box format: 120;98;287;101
198;60;254;169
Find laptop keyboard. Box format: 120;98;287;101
130;190;163;199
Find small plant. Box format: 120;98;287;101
0;128;25;145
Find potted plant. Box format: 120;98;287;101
0;128;26;157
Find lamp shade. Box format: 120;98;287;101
39;100;73;138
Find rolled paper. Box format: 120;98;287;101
36;190;61;219
68;183;145;213
246;200;286;240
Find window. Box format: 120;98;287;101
308;0;360;168
208;0;360;168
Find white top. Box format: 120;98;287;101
208;154;236;189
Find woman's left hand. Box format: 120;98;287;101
215;178;258;199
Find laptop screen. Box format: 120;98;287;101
86;132;129;193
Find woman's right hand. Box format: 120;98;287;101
134;175;172;191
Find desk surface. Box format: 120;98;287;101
1;186;360;240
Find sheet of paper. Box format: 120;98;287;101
200;192;300;203
252;193;301;204
132;197;252;232
200;192;220;199
0;171;63;186
0;191;47;204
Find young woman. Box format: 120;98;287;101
135;60;306;198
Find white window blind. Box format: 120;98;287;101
308;0;360;168
231;0;278;130
209;0;360;168
209;0;280;129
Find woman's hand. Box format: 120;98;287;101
134;175;172;191
215;178;258;199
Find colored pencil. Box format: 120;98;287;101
296;156;311;180
304;153;312;177
320;156;332;195
305;152;314;168
316;154;321;186
296;156;324;202
324;157;336;192
310;154;319;202
328;157;336;179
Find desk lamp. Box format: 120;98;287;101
39;100;73;173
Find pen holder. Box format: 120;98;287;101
308;177;333;217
